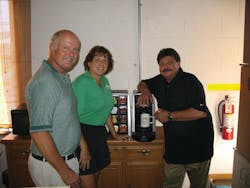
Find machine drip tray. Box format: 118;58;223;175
132;132;155;142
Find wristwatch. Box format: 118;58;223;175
168;112;173;121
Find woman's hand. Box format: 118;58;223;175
79;147;91;171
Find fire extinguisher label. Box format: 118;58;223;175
225;102;233;113
226;128;233;133
223;114;234;127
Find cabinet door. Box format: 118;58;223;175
6;144;34;188
232;150;250;188
237;66;250;161
125;160;163;188
98;161;123;188
125;144;164;188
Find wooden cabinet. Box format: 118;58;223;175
236;65;250;161
232;150;250;188
125;144;164;188
232;66;250;186
243;0;250;64
98;133;164;188
126;160;163;188
232;1;250;186
1;134;34;188
1;127;164;188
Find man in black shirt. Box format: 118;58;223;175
137;48;214;188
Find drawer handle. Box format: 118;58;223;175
20;150;30;156
137;149;151;156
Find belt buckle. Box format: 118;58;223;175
32;153;46;162
63;153;74;160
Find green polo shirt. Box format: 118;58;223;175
25;60;81;156
72;71;114;126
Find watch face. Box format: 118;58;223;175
168;113;173;121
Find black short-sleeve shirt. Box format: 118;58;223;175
143;68;214;164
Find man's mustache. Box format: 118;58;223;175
162;68;172;72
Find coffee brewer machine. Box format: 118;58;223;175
132;90;156;141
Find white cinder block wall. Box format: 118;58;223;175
31;0;245;187
31;0;139;93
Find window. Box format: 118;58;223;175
0;1;12;127
0;0;31;128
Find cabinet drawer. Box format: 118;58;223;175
125;145;163;160
109;146;126;160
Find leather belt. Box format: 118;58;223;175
32;153;75;162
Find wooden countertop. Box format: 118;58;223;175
1;133;31;144
1;126;164;145
108;126;164;145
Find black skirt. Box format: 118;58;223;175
78;123;110;175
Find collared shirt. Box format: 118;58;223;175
72;71;114;126
25;60;81;156
143;68;214;164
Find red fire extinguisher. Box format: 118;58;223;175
218;95;234;140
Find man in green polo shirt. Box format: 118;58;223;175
25;30;90;187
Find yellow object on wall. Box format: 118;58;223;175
207;84;240;91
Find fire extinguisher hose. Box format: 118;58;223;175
218;99;225;131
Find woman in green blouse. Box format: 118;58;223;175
72;46;124;188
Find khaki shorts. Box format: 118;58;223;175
28;154;79;186
163;160;211;188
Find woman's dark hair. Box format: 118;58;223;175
83;46;114;74
157;48;181;63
